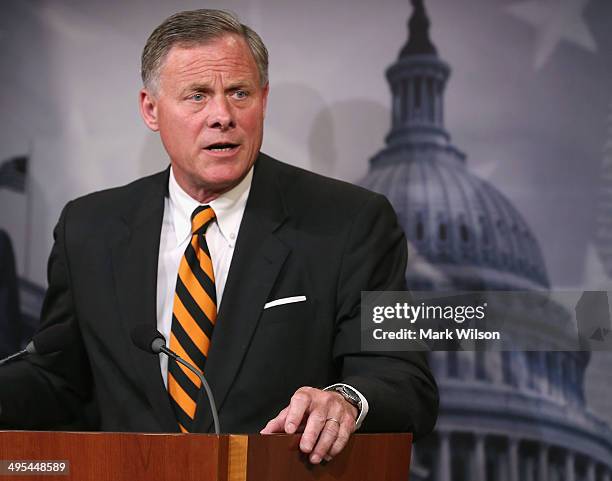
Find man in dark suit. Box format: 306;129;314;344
0;9;438;464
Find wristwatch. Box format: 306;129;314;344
323;383;367;428
328;385;362;412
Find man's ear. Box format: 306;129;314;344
139;88;160;131
261;82;269;118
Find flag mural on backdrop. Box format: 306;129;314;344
0;156;27;193
505;0;597;71
596;102;612;280
359;0;612;480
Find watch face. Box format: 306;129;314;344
339;387;360;406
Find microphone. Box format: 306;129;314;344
0;322;75;366
130;325;220;435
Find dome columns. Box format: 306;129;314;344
386;60;451;147
508;437;520;481
538;442;549;480
388;63;449;130
587;459;596;481
424;430;612;481
566;450;576;481
436;429;451;481
474;433;486;481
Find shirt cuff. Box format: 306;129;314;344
323;383;369;430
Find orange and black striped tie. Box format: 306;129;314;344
168;205;217;432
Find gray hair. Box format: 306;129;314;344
141;9;269;93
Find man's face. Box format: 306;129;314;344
140;35;268;202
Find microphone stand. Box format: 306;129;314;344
158;344;220;435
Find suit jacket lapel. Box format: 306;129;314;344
110;168;178;432
195;155;290;432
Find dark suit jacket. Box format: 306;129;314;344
0;154;438;436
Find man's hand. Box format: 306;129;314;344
260;386;358;464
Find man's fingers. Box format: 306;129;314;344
298;409;328;456
309;393;357;463
284;388;313;434
260;417;282;434
300;392;345;462
327;416;354;458
260;407;288;434
307;413;342;464
261;386;315;435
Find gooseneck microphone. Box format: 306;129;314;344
0;322;75;366
0;344;34;366
130;325;220;435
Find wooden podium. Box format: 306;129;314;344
0;431;412;480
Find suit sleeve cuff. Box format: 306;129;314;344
323;383;369;430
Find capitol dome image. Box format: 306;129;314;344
360;1;612;480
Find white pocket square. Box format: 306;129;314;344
264;296;307;309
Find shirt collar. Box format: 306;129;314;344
168;165;253;246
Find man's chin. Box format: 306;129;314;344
196;166;251;195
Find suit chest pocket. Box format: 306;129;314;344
259;295;314;326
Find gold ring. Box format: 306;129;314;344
326;417;341;426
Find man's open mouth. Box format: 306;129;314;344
205;143;239;152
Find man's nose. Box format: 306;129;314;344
206;95;235;130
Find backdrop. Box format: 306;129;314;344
1;1;611;479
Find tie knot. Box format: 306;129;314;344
191;205;216;235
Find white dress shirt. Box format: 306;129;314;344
156;166;252;387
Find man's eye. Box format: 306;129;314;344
191;93;204;101
232;90;248;100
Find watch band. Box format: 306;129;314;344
323;383;368;429
334;385;361;409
